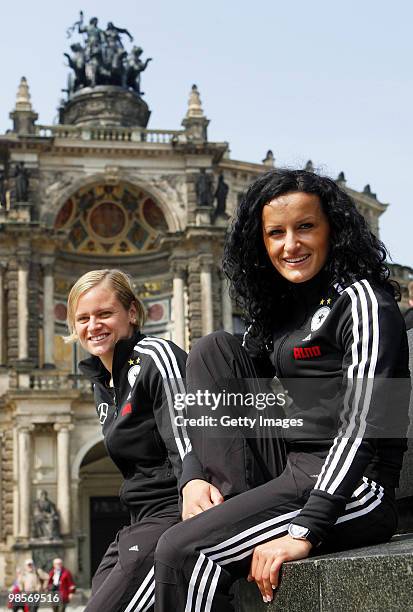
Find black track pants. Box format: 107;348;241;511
154;454;396;612
85;511;180;612
184;331;287;496
153;332;397;612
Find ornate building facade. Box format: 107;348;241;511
0;28;410;587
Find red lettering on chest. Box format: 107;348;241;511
293;345;321;359
121;402;132;416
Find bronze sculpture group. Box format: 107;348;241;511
65;11;152;96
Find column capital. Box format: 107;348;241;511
198;253;214;272
17;254;30;270
40;255;55;275
54;423;74;433
17;423;35;434
170;257;187;278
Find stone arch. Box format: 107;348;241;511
71;432;104;481
43;173;183;234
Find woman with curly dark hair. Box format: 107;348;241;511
154;169;410;611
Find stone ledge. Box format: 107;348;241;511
236;533;413;612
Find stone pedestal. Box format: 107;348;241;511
195;206;213;226
60;86;151;127
13;539;64;573
237;534;413;612
7;203;32;223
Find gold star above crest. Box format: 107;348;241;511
135;358;141;365
320;299;325;305
128;359;134;366
327;298;332;305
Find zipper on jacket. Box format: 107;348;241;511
276;333;290;378
112;388;119;419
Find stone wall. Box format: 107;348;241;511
28;259;40;366
6;260;18;364
1;409;14;586
187;258;202;344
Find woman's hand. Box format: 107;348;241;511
247;534;312;603
182;479;224;520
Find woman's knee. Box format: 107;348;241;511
155;523;188;567
155;519;204;569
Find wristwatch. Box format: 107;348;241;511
288;523;320;547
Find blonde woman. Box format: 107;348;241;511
66;269;187;612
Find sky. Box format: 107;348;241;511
1;0;412;267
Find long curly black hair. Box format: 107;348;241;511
223;168;398;343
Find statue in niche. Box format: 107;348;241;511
195;169;214;207
213;173;229;220
14;163;29;202
32;490;61;540
0;170;7;208
125;46;152;94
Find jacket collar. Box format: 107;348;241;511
288;268;331;303
78;329;145;384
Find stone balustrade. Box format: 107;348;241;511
28;371;92;393
34;124;185;144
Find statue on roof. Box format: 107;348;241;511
125;47;152;94
64;12;151;95
77;13;105;61
64;44;87;91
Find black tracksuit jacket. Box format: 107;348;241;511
182;272;411;544
267;274;410;542
79;331;188;521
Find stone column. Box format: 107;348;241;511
171;260;187;349
41;258;55;368
221;275;233;334
199;255;214;336
18;425;33;538
54;424;72;535
0;261;6;365
17;256;29;361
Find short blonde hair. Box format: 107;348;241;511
65;269;146;344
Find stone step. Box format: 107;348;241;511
235;533;413;612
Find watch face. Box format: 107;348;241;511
289;524;310;539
